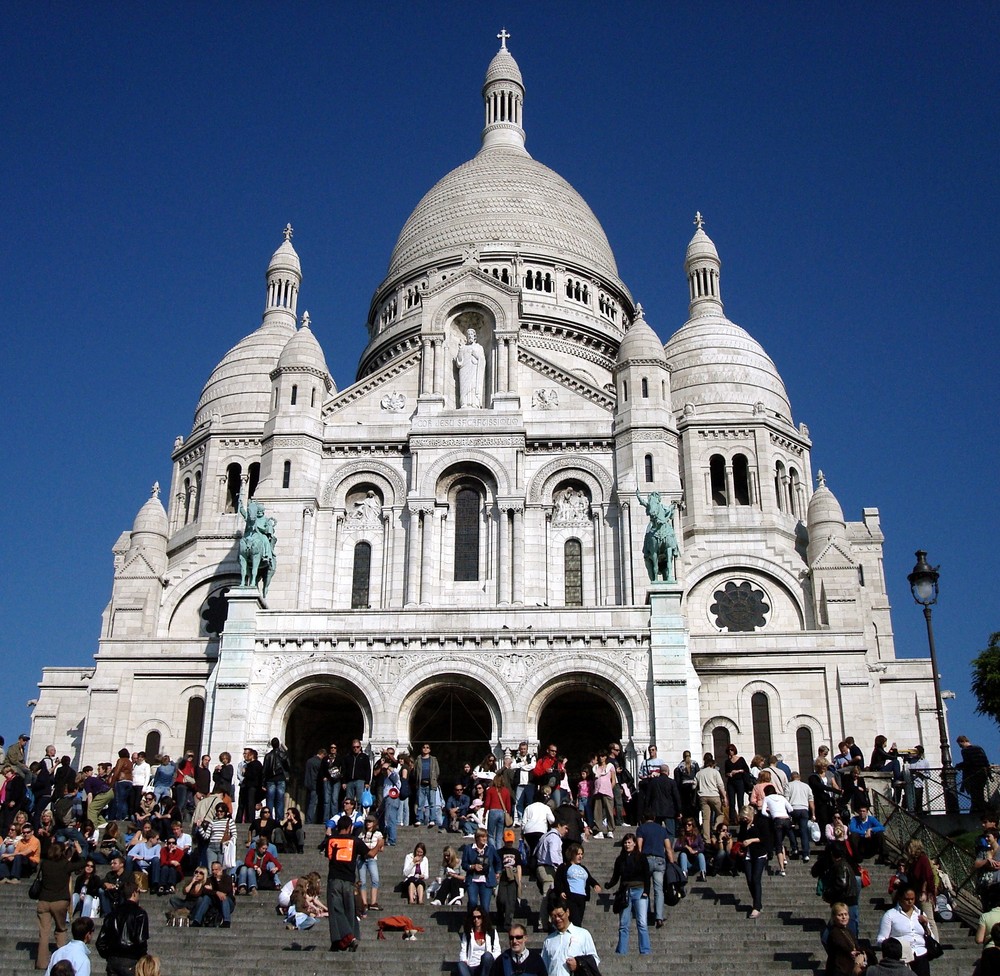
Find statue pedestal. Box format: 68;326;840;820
205;587;264;755
647;583;701;761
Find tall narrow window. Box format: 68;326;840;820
774;462;785;512
710;454;727;505
183;477;192;524
641;377;649;398
622;381;628;402
733;454;750;506
788;467;801;518
712;726;731;760
644;454;654;483
751;692;772;758
564;539;583;607
311;387;316;407
183;696;205;758
225;463;242;513
193;471;202;520
247;463;260;499
290;384;298;405
143;730;161;761
795;726;814;777
282;460;291;489
351;542;372;609
454;488;481;581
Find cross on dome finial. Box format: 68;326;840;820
694;212;704;230
497;28;510;49
283;223;294;242
151;482;160;498
635;302;644;319
301;310;311;329
817;470;826;488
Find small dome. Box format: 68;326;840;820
484;46;523;88
268;238;301;276
193;321;295;429
807;472;846;533
276;315;335;390
685;226;720;266
131;485;168;539
617;306;667;365
664;311;792;421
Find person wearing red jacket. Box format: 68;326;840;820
532;745;566;805
150;835;186;894
236;835;283;893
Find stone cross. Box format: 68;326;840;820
151;482;160;498
497;28;510;49
283;222;293;242
694;212;704;230
301;310;311;329
635;302;644;319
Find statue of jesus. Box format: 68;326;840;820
455;328;485;408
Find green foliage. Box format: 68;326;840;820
970;632;1000;729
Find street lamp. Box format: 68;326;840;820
908;550;955;811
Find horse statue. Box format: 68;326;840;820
238;494;277;597
636;488;681;583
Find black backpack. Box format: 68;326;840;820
823;858;854;902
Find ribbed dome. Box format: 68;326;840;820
485;47;523;87
268;237;301;275
385;147;622;286
685;226;720;265
618;308;667;364
193;322;294;429
277;321;331;376
664;312;792;421
807;472;846;532
131;487;168;539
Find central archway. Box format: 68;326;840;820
285;688;364;803
537;688;623;774
409;687;493;790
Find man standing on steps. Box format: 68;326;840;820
303;747;326;824
489;923;547;976
415;742;442;828
541;904;599;975
535;821;568;928
325;815;368;953
342;739;373;810
262;737;291;820
957;735;992;813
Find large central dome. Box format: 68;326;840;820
387;146;621;283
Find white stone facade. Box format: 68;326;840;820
31;42;940;778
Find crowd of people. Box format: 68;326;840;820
0;728;993;975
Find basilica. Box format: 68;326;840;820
31;39;940;780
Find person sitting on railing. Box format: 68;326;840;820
842;767;872;816
848;803;885;863
903;746;929;814
868;736;904;783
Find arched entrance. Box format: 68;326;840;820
285;689;364;802
409;687;492;791
537;688;622;774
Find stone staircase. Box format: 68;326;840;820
0;825;984;974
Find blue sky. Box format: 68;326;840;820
4;3;998;760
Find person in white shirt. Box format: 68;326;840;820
785;771;816;862
131;752;151;815
44;916;94;976
541;904;599;975
510;742;537;824
761;787;795;876
876;885;931;970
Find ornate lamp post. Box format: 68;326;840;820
907;550;955;811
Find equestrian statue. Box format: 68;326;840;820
238;493;277;597
635;488;681;583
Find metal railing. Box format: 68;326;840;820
892;764;1000;817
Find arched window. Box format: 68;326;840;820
644;454;654;483
733;454;750;506
183;696;205;758
143;729;161;761
712;726;731;759
622;380;628;402
183;477;192;524
795;726;814;777
564;539;583;607
774;461;785;513
225;463;242;514
273;387;278;409
788;467;801;518
247;463;260;500
710;454;727;506
351;542;372;609
751;692;772;758
282;460;291;489
454;487;481;581
290;384;298;405
311;387;316;407
641;377;649;398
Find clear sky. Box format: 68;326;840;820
4;3;998;761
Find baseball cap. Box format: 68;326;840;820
503;829;516;843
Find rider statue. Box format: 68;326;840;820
635;488;681;583
238;492;277;596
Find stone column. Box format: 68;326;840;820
498;506;511;605
621;501;634;605
512;505;524;604
507;334;518;392
419;338;431;394
592;507;603;606
419;505;437;606
433;338;444;395
330;512;344;609
405;507;421;606
724;463;735;508
298;507;315;607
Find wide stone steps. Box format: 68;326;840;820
0;825;983;974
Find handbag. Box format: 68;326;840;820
808;819;821;843
612;885;627;914
499;789;514;828
860;868;872;888
28;869;42;900
923;934;944;961
388;787;400;800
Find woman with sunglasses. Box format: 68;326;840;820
72;857;102;918
456;907;501;976
168;865;209;913
150;834;186;895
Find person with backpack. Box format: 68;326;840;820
262;738;291;820
814;841;861;938
495;828;524;931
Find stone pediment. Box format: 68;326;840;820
323;352;420;421
809;538;856;570
116;551;162;580
423;265;519;301
519;346;615;411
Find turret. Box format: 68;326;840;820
480;30;526;153
684;212;722;317
263;223;302;329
